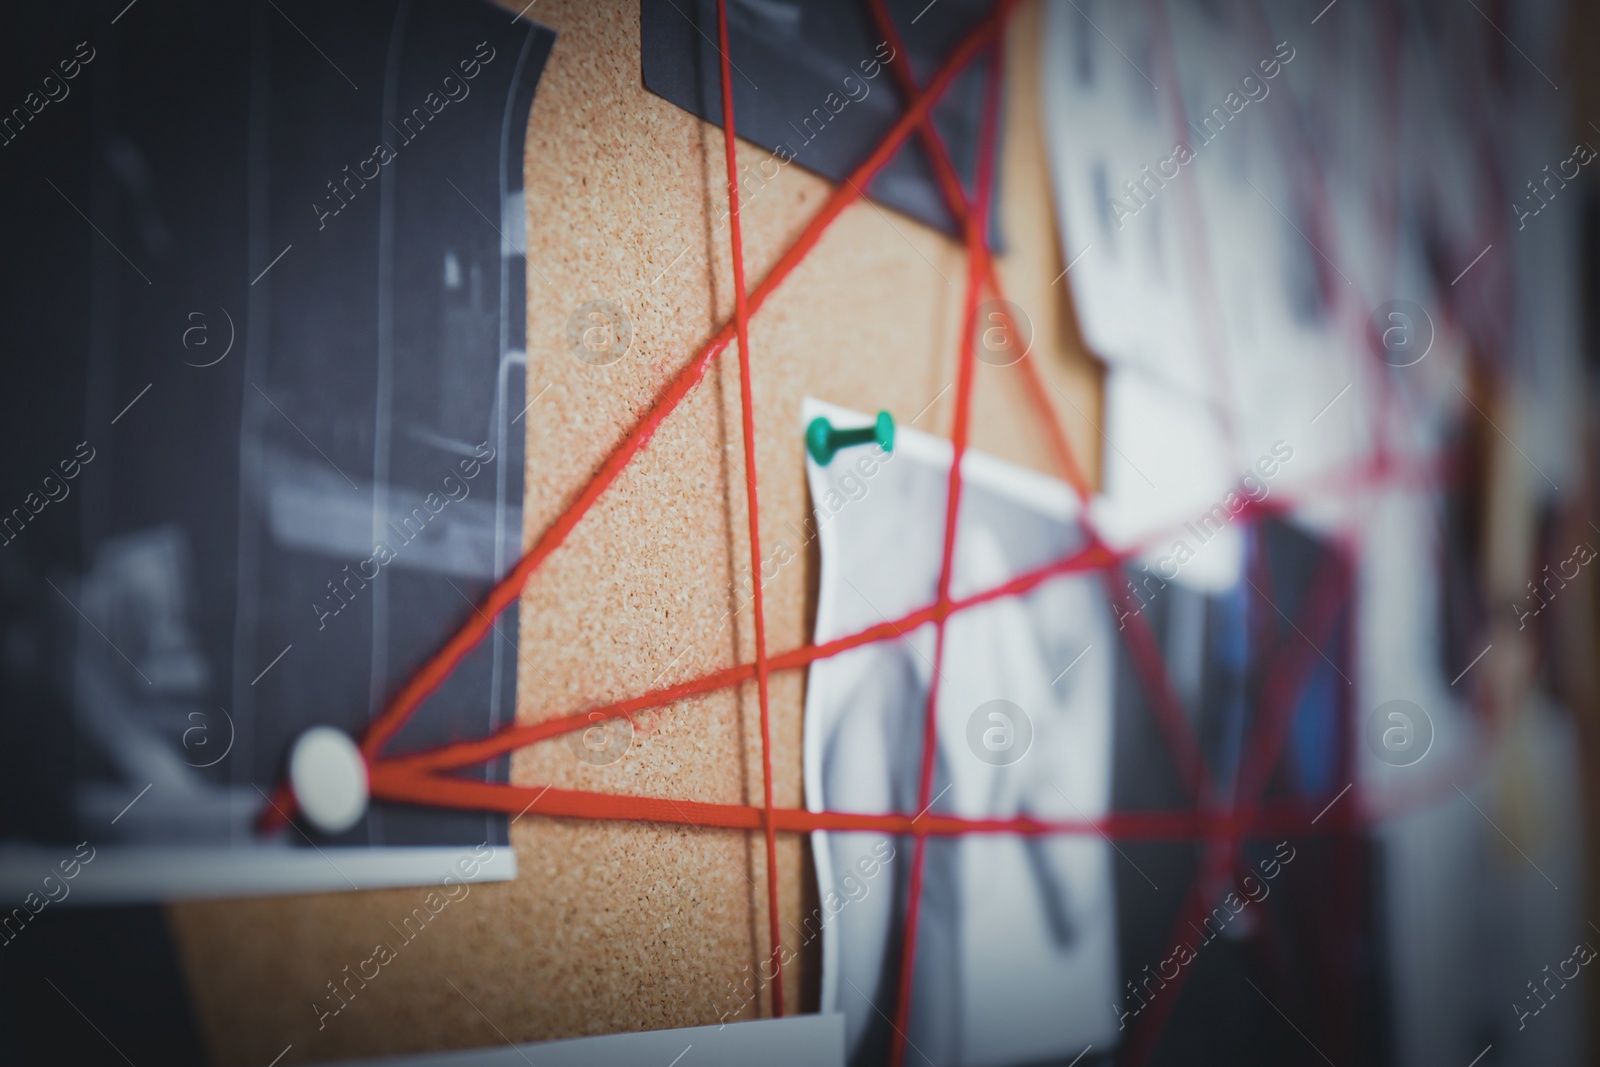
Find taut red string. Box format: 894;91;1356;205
714;0;785;1017
257;6;1007;833
864;0;1092;499
889;19;1007;1065
365;765;1351;841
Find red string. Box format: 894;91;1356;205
1122;6;1420;1057
356;1;997;765
841;18;1253;1059
256;9;1005;833
376;535;1117;776
1103;565;1218;804
369;461;1390;782
359;450;1420;798
1119;548;1351;1067
865;0;1091;499
367;764;1347;840
714;0;785;1017
889;22;1007;1066
868;0;1221;882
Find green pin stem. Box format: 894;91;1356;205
806;410;895;466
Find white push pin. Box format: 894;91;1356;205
288;726;369;834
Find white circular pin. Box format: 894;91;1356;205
288;726;369;834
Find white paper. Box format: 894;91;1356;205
0;845;515;906
308;1014;845;1066
801;399;1118;1066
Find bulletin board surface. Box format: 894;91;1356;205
166;2;1102;1062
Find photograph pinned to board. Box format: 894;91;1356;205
0;0;554;902
800;397;1119;1066
640;0;1004;243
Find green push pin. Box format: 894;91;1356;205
806;410;895;466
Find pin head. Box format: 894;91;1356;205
872;410;895;452
806;410;895;466
805;417;835;465
288;726;369;835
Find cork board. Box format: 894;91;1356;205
165;2;1103;1063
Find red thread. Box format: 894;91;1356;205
367;764;1343;842
1120;548;1351;1067
714;0;785;1016
889;23;1006;1065
866;0;1091;499
257;9;1006;833
377;536;1120;778
1105;566;1218;804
